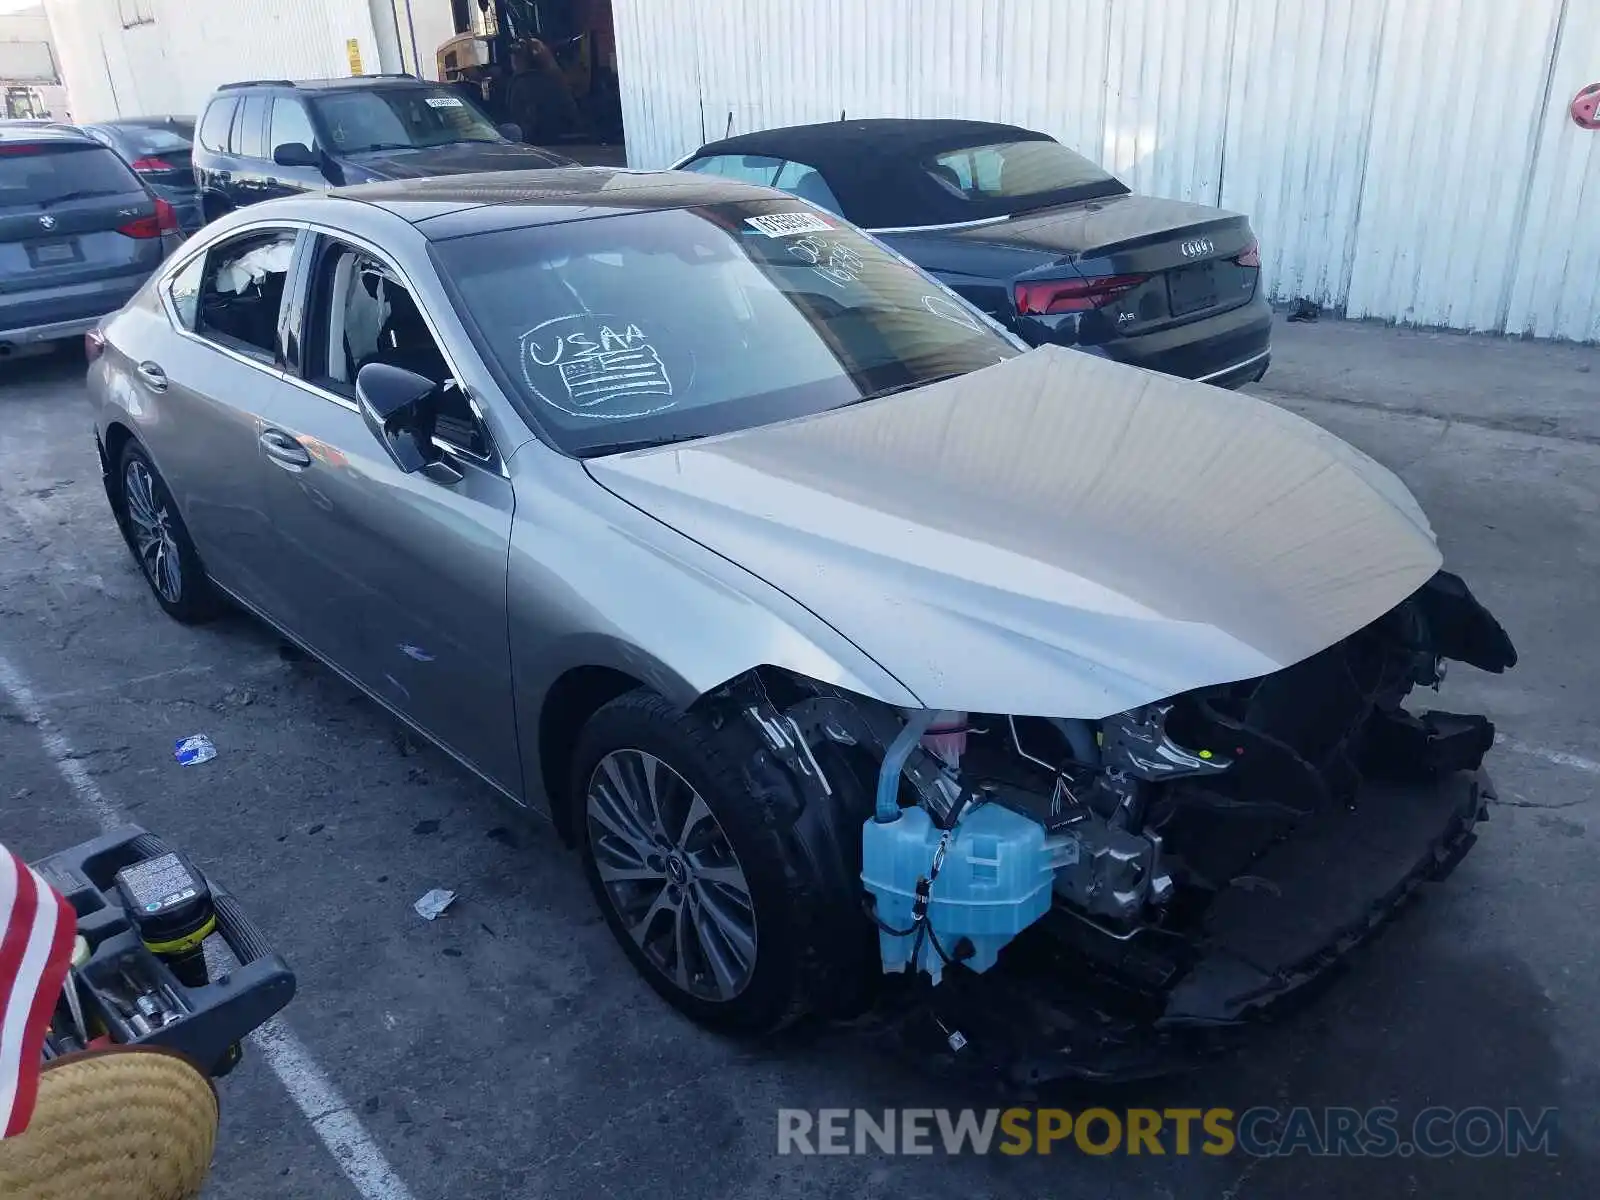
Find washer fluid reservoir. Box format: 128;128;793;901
861;801;1071;984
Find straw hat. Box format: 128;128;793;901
0;1046;218;1200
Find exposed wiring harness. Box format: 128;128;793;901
861;828;966;970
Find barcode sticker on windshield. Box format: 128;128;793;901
745;212;833;238
425;96;465;108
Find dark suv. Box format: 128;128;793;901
1;124;182;356
192;74;575;223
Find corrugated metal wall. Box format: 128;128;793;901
616;0;1600;342
41;0;400;122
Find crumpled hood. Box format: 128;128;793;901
585;347;1443;718
349;142;573;179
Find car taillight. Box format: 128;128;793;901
118;199;178;238
1234;238;1261;268
129;156;174;172
85;328;106;362
1014;275;1149;315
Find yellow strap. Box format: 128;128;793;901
142;915;217;956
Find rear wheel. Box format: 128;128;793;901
571;689;823;1033
117;442;222;624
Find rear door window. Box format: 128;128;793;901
166;253;204;330
193;229;298;362
0;143;143;211
233;96;269;159
197;98;237;153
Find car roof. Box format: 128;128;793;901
698;117;1040;164
101;115;193;127
213;74;441;94
0;123;98;145
333;166;795;238
691;117;1058;228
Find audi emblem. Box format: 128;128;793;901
38;214;57;230
1180;237;1214;259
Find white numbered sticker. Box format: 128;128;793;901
745;212;833;238
425;96;465;108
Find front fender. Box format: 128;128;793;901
507;446;920;813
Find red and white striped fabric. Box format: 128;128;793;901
0;844;76;1139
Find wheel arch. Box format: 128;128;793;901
538;664;652;845
102;420;138;506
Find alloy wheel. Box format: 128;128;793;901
124;460;182;604
585;749;758;1001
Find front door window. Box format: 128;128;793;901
306;244;492;460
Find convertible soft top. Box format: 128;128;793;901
690;118;1058;229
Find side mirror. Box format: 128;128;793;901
273;141;318;167
497;122;523;142
356;362;446;476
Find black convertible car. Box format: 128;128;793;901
678;119;1272;388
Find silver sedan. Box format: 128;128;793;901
89;168;1514;1067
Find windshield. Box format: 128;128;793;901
927;140;1122;206
434;202;1021;456
0;143;143;208
311;87;501;153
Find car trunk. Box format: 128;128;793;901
951;192;1261;343
0;141;165;329
111;124;197;195
129;149;196;194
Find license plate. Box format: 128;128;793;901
1168;263;1219;316
28;239;80;267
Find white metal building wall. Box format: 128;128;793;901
0;5;60;84
41;0;403;123
615;0;1600;342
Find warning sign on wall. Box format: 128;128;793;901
346;38;364;76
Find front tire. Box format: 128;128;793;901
572;689;824;1033
117;441;222;624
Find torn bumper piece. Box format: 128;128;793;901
855;768;1492;1085
1160;767;1490;1026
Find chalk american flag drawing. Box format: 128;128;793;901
0;845;75;1138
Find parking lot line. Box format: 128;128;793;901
1497;735;1600;776
0;651;418;1200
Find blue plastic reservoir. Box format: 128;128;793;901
861;802;1071;984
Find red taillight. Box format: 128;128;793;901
0;144;46;156
128;156;174;172
118;199;178;239
1234;238;1261;268
117;213;160;238
1014;274;1149;315
85;328;106;362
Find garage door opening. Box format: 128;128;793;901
428;0;624;166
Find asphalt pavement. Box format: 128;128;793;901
1;317;1596;1199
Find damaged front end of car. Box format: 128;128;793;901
703;568;1516;1083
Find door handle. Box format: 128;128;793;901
259;428;313;470
136;361;167;391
